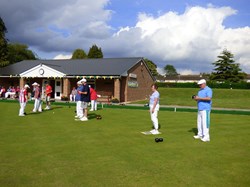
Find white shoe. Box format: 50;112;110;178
75;115;79;118
150;129;155;134
89;109;94;111
19;114;25;117
151;130;161;135
80;116;88;121
201;138;210;142
193;135;202;139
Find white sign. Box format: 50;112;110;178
129;73;137;78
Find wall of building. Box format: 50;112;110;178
125;61;154;102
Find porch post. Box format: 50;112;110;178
63;78;71;97
19;77;25;88
114;78;120;101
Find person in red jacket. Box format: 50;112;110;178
89;85;98;111
45;83;52;110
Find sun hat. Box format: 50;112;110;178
197;79;206;85
24;84;30;88
80;78;87;83
32;82;38;86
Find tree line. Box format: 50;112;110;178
0;17;247;83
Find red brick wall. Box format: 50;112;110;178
125;61;154;102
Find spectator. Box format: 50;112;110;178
5;86;16;99
70;87;77;102
0;86;6;97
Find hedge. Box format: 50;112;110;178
156;81;250;89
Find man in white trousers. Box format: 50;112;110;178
19;84;30;116
193;79;213;142
149;84;160;135
32;82;42;112
75;81;84;120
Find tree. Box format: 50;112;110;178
144;58;159;76
87;44;103;58
7;43;37;64
71;48;87;59
210;49;246;83
0;17;9;67
164;64;178;76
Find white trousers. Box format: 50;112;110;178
33;98;42;112
150;104;159;130
90;100;97;110
76;101;84;118
19;102;27;115
197;110;210;139
70;94;76;102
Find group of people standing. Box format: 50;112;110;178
74;78;98;121
18;79;98;121
17;78;212;142
148;79;212;142
18;82;52;116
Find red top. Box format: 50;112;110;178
19;88;28;103
45;85;52;97
90;87;98;100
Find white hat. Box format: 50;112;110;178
24;84;30;88
197;79;206;85
77;81;82;84
32;82;38;86
80;78;87;83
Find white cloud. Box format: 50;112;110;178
104;5;250;73
1;2;250;73
53;54;72;60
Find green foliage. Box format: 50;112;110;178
157;82;199;88
210;49;246;83
0;17;9;67
164;64;178;76
87;44;103;58
71;48;87;59
143;58;159;76
7;43;37;64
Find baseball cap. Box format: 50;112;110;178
77;81;82;84
80;78;87;83
197;79;206;85
24;84;30;88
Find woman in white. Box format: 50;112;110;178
32;82;42;112
149;84;160;135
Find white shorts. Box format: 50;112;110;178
46;96;51;102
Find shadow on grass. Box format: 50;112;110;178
188;128;198;135
88;113;103;120
26;106;63;115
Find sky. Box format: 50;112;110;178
1;0;250;74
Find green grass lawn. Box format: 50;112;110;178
0;101;249;186
135;88;250;109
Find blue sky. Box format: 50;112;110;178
107;0;250;28
1;0;250;74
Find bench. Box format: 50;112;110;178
97;91;112;107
